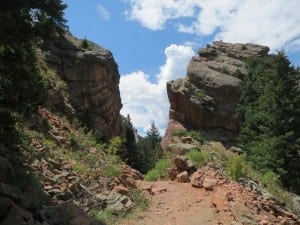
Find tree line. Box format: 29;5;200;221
238;52;300;193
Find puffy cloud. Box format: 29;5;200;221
97;4;111;20
125;0;300;51
120;44;195;135
125;0;197;30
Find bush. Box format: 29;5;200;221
80;38;91;50
261;171;280;189
185;148;207;166
226;154;246;181
92;209;114;225
104;165;121;178
128;189;149;211
108;136;123;155
144;158;171;181
172;129;205;143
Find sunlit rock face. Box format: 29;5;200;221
44;33;122;138
162;41;269;147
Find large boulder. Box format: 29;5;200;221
96;192;133;212
43;33;123;138
162;41;270;146
174;155;196;173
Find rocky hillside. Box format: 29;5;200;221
0;33;139;225
42;33;122;138
162;41;269;147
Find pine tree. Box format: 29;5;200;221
0;0;67;147
239;52;300;193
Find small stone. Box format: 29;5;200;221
112;185;129;195
190;171;204;188
176;171;190;183
203;178;218;191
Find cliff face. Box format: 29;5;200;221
163;41;269;147
43;33;122;138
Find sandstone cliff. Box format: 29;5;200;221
163;41;270;147
43;33;122;138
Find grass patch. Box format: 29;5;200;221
92;209;114;225
128;189;149;211
225;155;296;213
226;154;246;181
91;190;149;224
144;158;171;181
103;165;122;178
172;129;206;143
185;148;207;166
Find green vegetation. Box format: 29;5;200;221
225;154;246;181
0;0;66;148
238;52;300;193
185;148;207;166
80;38;91;49
144;158;171;181
92;209;115;225
91;190;149;224
172;129;206;143
103;165;122;178
123;116;163;174
185;82;206;99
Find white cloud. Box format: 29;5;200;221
125;0;197;30
125;0;300;51
122;0;300;135
120;44;195;135
97;4;111;20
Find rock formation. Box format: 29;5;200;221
163;41;270;147
43;33;122;138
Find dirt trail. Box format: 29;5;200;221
122;181;238;225
121;179;300;225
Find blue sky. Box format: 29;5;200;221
63;0;300;136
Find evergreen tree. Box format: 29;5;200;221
123;120;163;174
0;0;66;109
0;0;67;147
238;52;300;193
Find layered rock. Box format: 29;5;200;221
163;41;269;146
43;33;122;138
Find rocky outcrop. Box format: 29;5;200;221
43;33;122;138
163;41;270;146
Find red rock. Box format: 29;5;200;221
151;186;167;195
203;178;218;190
176;171;190;183
168;166;181;180
112;185;129;195
190;171;204;188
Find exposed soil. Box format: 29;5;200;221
121;179;300;225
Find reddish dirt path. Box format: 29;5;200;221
122;181;235;225
121;180;300;225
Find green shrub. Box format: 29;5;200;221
108;136;123;155
91;190;149;224
172;129;206;143
80;38;91;50
226;154;246;181
144;158;171;181
104;165;121;178
185;148;207;166
261;171;280;189
92;209;114;225
128;189;149;211
73;163;88;174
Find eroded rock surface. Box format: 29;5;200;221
163;41;270;146
43;33;122;138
